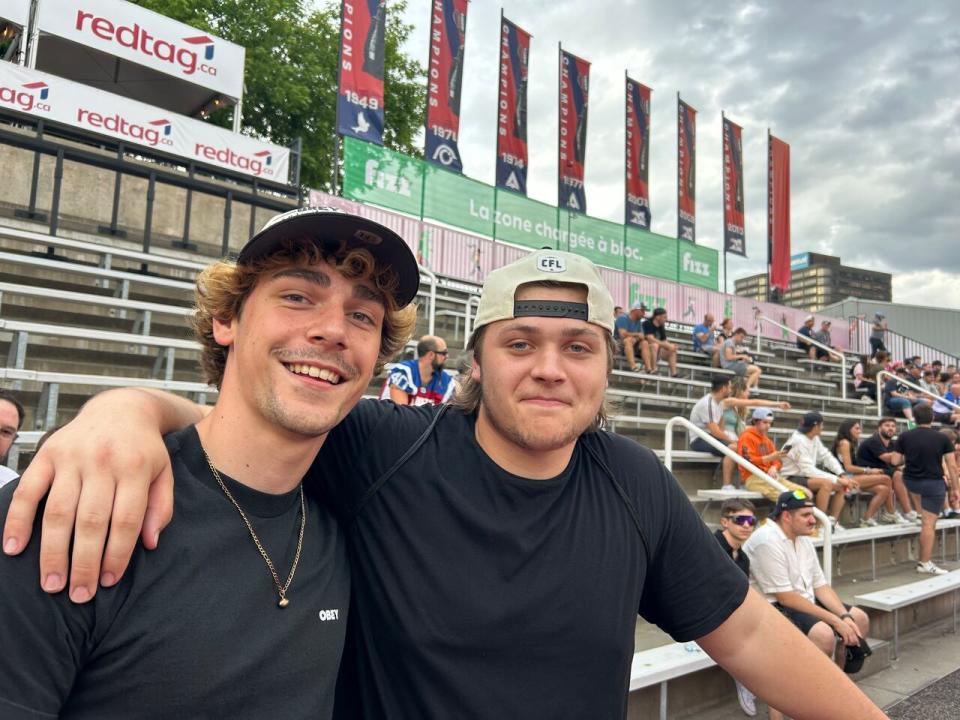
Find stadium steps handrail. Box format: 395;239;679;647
874;369;960;419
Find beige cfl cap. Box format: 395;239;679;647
470;250;615;343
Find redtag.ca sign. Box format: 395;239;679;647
0;63;288;181
36;0;245;99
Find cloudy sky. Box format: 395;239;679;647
395;0;960;307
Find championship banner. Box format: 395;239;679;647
558;48;589;213
425;0;468;172
625;77;651;229
496;17;530;194
0;63;289;181
337;0;386;144
677;97;696;241
723;116;746;256
35;0;245;100
768;134;791;291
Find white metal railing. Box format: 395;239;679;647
754;309;847;400
848;316;960;367
418;267;438;336
462;295;481;348
875;370;960;419
663;415;833;582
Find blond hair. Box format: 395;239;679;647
193;237;417;387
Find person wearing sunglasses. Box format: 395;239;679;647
379;334;455;406
714;499;768;717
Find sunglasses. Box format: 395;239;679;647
724;514;757;527
791;488;810;501
434;350;449;356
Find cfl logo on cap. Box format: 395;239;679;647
537;255;566;273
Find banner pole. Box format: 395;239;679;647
331;133;340;195
766;127;772;302
623;69;628;272
721;110;725;293
492;7;504;243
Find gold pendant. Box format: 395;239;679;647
278;597;290;608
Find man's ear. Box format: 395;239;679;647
212;315;236;348
470;355;481;382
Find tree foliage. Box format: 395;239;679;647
133;0;425;189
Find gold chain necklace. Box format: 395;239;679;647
202;449;306;608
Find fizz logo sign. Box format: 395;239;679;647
75;10;219;78
682;252;711;277
0;81;52;113
76;108;174;147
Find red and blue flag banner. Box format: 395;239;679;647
625;77;651;229
425;0;469;171
559;48;590;213
677;97;696;241
723;116;746;256
768;133;791;290
496;17;531;194
337;0;386;144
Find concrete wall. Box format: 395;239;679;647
0;139;295;256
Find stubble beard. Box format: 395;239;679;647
479;385;595;453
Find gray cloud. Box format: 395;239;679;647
397;0;960;305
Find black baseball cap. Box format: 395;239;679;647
798;411;824;431
237;206;420;307
770;488;815;518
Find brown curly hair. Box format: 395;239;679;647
193;237;418;388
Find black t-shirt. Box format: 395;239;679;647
856;434;894;470
311;401;748;720
714;529;750;577
894;427;953;481
641;318;667;340
796;325;813;349
0;426;350;720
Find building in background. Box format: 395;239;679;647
734;252;891;311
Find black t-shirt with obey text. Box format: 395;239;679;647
310;401;747;720
0;426;349;720
894;427;953;481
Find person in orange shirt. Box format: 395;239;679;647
737;408;805;501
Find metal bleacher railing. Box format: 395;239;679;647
754;309;848;399
848;316;960;367
874;369;960;420
662;415;835;583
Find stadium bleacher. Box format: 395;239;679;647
2;210;959;718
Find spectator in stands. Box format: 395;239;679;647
689;377;738;487
713;318;734;368
919;369;941;397
642;308;680;377
613;305;624;319
0;206;422;716
713;499;777;718
745;489;871;680
942;430;960;519
720;378;790;490
692;313;717;362
813;320;837;360
614;301;655;373
894;404;960;575
379;334;454;406
932;382;960;428
883;366;929;424
0;390;24;490
779;412;852;531
830;419;893;527
857;417;919;524
736;408;805;502
869;312;887;357
720;327;762;389
851;355;877;401
796;315;820;360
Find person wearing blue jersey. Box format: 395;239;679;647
379;335;454;406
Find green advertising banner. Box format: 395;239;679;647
342;136;423;216
678;240;719;289
341;137;719;289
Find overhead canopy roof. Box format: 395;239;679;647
33;0;244;117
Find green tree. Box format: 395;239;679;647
133;0;425;190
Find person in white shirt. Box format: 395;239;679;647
745;489;871;709
0;391;24;490
779;412;853;530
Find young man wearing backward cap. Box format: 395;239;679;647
4;249;885;718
